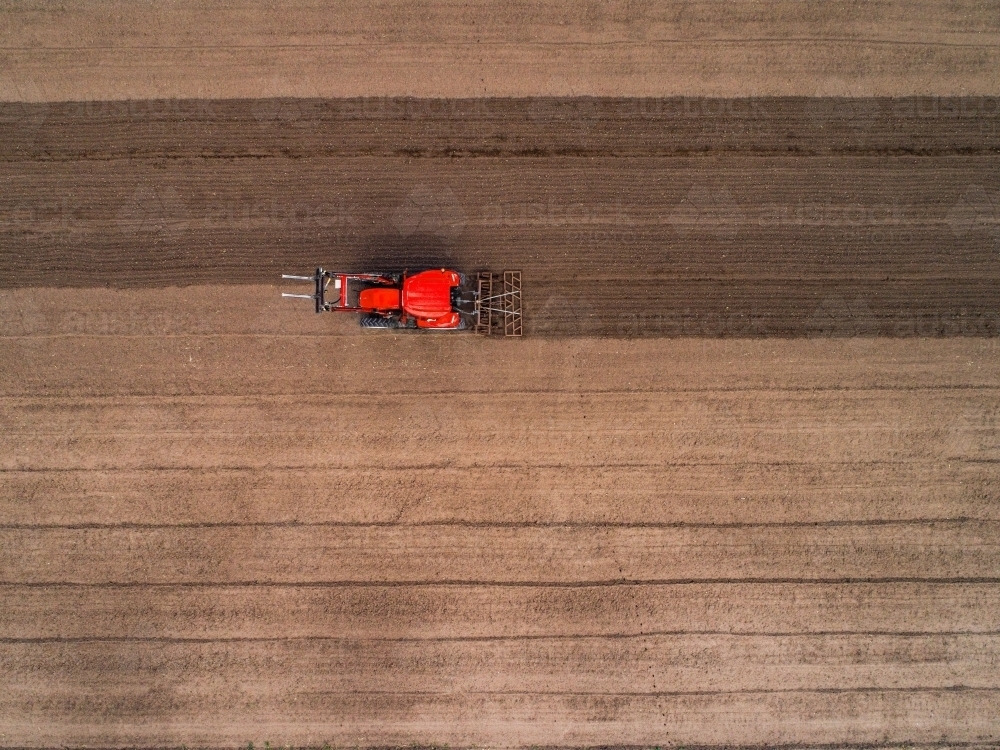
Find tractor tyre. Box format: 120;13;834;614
360;316;399;329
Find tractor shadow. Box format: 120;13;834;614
338;232;484;276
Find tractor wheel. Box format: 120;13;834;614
360;315;399;329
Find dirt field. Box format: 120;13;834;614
3;2;1000;746
1;284;999;746
3;1;999;99
3;99;1000;336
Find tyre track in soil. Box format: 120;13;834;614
2;98;1000;336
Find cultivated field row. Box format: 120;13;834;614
2;462;994;526
3;521;998;584
4;690;998;747
4;583;1000;639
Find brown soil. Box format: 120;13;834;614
1;286;999;746
3;1;999;99
3;8;1000;739
3;100;1000;337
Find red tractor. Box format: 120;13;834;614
282;268;522;335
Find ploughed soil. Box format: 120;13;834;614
1;285;999;746
2;98;1000;337
1;94;999;747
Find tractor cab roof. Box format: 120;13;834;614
401;269;460;318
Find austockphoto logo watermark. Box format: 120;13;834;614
805;295;879;337
889;96;1000;119
0;292;44;336
529;287;1000;338
333;97;494;120
667;186;745;241
116;186;354;235
665;186;911;241
606;310;773;338
115;186;191;234
524;78;599;146
482;198;636;249
250;76;323;128
611;96;766;119
390;185;634;242
4;307;219;336
68;98;218;121
0;198;75;235
251;97;316;127
755;199;906;228
392;185;467;242
805;295;1000;338
2;80;220;128
947;185;1000;250
526;97;595;122
201;197;354;232
528;95;767;126
529;299;776;337
804;79;882;133
482;198;631;228
0;77;49;132
250;79;503;128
